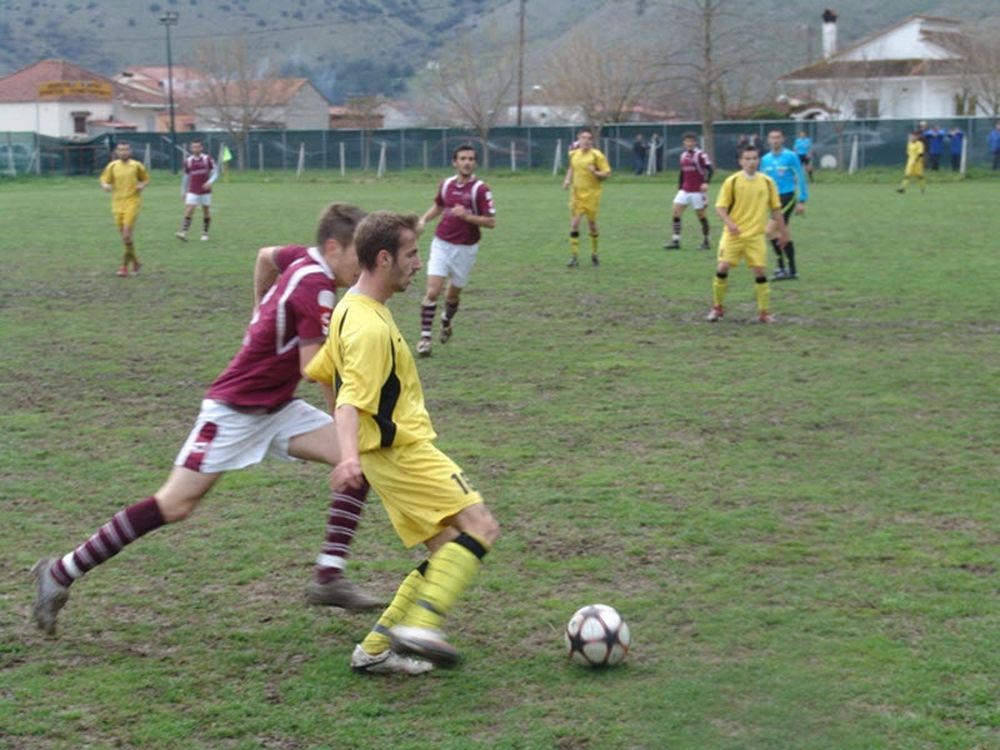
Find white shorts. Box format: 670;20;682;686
185;192;212;206
427;236;479;288
673;190;708;211
174;399;332;474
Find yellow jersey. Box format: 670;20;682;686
99;159;149;208
305;291;436;453
716;170;780;238
568;148;611;198
906;140;924;169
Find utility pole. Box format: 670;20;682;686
516;0;526;126
160;11;179;174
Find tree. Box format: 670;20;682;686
344;93;386;171
423;39;517;169
942;27;1000;117
193;37;290;170
543;30;663;132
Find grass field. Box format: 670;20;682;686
1;167;997;750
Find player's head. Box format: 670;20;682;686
115;141;132;160
354;211;421;290
908;131;920;141
576;128;594;150
738;145;760;173
798;129;808;138
767;129;785;152
682;131;698;150
190;139;204;155
452;144;477;175
315;203;367;282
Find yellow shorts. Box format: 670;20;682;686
113;201;141;229
570;194;601;223
718;234;767;268
361;441;483;548
904;163;924;178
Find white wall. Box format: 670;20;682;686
841;19;958;62
0;101;116;137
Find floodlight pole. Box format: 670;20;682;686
160;11;179;174
516;0;525;126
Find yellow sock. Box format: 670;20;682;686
712;275;728;307
124;242;136;265
401;534;487;631
570;233;580;256
590;233;599;255
360;566;425;655
754;278;770;313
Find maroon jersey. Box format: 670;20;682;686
433;175;495;246
207;247;336;409
273;244;310;273
678;148;712;192
184;153;216;194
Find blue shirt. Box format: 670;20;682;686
793;137;812;158
948;130;964;156
923;128;945;155
760;148;808;203
989;129;1000;154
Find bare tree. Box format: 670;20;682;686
424;40;517;169
193;37;290;170
344;94;386;171
543;31;663;132
941;27;1000;117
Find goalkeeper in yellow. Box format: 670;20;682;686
896;130;926;194
305;211;500;675
562;127;611;267
100;141;150;277
707;143;787;324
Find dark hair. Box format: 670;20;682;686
315;203;366;249
682;131;698;141
739;144;759;155
116;140;131;148
452;143;477;161
191;138;203;145
577;127;593;136
768;128;785;137
354;211;420;271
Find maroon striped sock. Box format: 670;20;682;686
420;302;437;338
50;496;166;587
443;300;459;324
315;479;368;584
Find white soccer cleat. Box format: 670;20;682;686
389;625;461;668
175;231;188;242
350;644;433;675
200;234;209;241
416;337;432;357
706;305;724;322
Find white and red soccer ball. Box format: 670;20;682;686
564;603;631;667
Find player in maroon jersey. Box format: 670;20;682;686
253;244;311;310
415;144;496;357
176;139;217;242
665;132;714;251
30;204;384;637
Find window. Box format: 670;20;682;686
71;111;90;133
853;99;880;119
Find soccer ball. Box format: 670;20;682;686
564;603;631;667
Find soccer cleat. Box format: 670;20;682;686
759;311;775;324
706;305;724;322
305;577;384;611
132;261;141;275
699;239;711;250
895;188;905;194
389;625;461;668
30;558;70;636
350;644;433;676
116;266;129;277
663;240;680;250
591;254;599;267
176;231;188;241
200;234;209;242
566;256;579;268
772;269;788;281
416;337;432;357
787;272;799;280
439;321;453;344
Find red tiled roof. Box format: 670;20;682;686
0;58;112;102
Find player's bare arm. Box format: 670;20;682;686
252;246;282;308
418;204;444;235
715;205;741;237
587;164;610;180
562;167;573;189
449;204;496;229
331;403;363;491
770;209;789;248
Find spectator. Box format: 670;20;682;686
947;126;964;172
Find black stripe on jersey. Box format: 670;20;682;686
373;340;400;447
334;309;350;395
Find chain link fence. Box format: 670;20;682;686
3;118;997;176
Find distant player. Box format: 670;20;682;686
793;129;813;182
100;141;149;277
415;144;496;358
760;129;808;280
664;131;713;250
896;132;926;194
562;127;611;267
706;144;787;324
176;138;217;242
30;203;383;638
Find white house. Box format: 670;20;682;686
780;15;972;120
0;59;167;138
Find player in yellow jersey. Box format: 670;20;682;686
896;131;926;194
707;144;788;324
562;127;611;267
305;211;500;675
99;141;150;277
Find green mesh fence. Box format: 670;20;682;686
3;118;997;176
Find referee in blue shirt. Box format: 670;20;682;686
761;130;809;280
